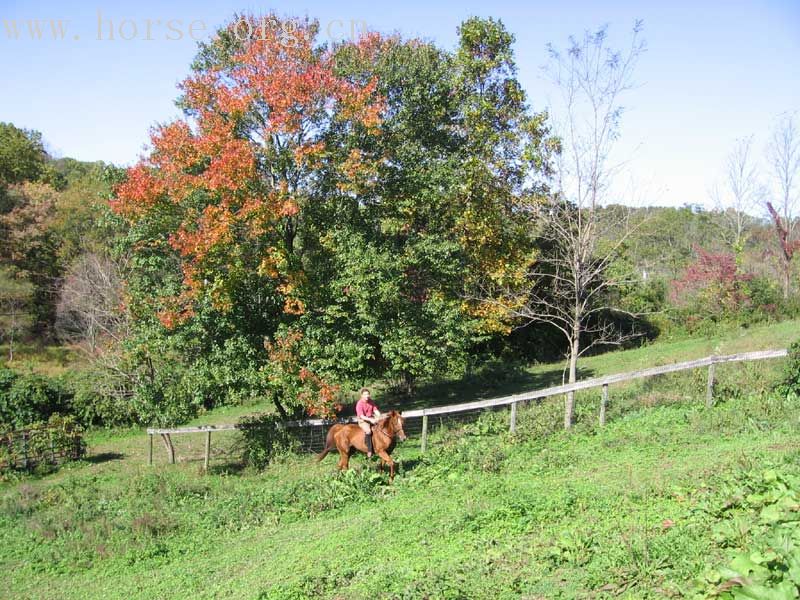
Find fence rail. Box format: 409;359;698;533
1;426;85;471
145;348;789;467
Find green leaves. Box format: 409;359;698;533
695;468;800;599
776;339;800;398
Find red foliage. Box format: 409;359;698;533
110;13;386;328
265;330;341;418
767;202;800;262
671;246;752;314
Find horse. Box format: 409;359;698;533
316;410;407;482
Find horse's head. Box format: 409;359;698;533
388;410;407;441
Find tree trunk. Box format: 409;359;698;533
8;307;15;362
783;261;791;300
273;396;288;420
564;331;579;430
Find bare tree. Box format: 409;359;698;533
710;135;762;255
55;252;128;354
764;114;800;299
487;23;647;430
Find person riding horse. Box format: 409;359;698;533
355;387;381;457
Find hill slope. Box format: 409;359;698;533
1;322;798;599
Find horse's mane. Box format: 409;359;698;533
377;410;399;434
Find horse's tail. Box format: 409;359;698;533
316;425;339;462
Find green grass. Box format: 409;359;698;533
1;343;85;377
392;319;800;410
0;321;798;599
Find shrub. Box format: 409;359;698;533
776;338;800;398
63;369;137;428
236;413;300;470
0;370;70;429
670;247;752;321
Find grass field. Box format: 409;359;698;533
1;321;798;599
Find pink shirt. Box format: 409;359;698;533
356;398;378;419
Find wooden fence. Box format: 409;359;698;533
0;426;85;471
146;348;789;467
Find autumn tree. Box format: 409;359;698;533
111;13;556;420
0;181;60;335
111;13;385;418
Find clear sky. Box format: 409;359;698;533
1;0;798;209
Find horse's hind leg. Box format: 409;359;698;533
337;447;350;471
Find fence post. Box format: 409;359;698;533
706;363;716;408
509;402;518;434
600;384;609;426
421;414;428;454
204;431;212;471
148;433;154;466
21;432;28;470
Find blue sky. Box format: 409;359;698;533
1;0;798;209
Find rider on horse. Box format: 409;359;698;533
355;387;381;457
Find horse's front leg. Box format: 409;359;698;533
377;451;395;482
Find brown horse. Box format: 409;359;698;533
316;410;407;482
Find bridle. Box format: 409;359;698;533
374;413;407;442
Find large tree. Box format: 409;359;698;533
111;14;385;417
0;181;60;335
111;13;554;419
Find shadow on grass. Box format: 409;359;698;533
396;457;423;473
380;363;596;412
208;460;248;475
83;452;124;464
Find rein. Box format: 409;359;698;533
373;415;402;440
374;419;394;440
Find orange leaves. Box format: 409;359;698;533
149;121;198;173
111;11;388;328
293;141;326;168
169;204;233;260
298;366;342;418
110;164;165;218
265;329;341;418
156;290;196;330
336;77;384;133
204;139;256;192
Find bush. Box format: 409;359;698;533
0;370;70;430
776;338;800;398
236;413;300;470
63;370;137;428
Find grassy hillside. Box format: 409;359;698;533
1;321;798;599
